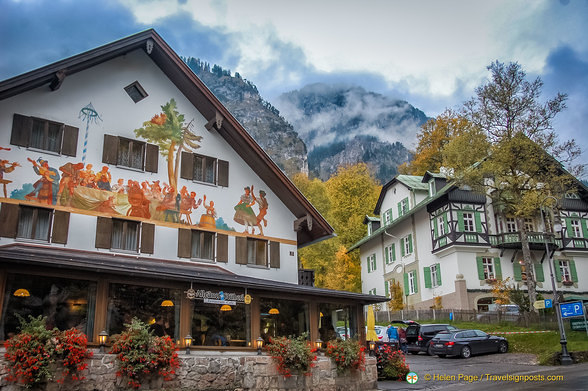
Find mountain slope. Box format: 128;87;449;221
276;83;428;182
185;58;308;176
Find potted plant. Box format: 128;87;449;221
266;333;317;378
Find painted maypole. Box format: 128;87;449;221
78;103;102;163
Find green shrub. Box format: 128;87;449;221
266;333;317;377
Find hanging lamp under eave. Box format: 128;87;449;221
14;289;30;297
161;300;174;307
269;308;279;315
220;304;232;311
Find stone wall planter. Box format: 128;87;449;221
0;349;378;391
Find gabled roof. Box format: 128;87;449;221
349;182;454;252
422;171;446;182
0;29;333;247
374;174;429;214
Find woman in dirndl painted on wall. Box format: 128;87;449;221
234;185;257;234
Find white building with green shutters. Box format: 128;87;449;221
351;173;587;311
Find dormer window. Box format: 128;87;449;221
429;180;436;197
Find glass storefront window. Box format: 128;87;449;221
259;298;309;344
190;297;251;347
318;303;357;343
107;283;181;341
0;274;96;341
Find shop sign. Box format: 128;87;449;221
192;289;245;303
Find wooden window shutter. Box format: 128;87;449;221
513;260;522;281
10;114;32;147
102;135;119;165
144;143;159;173
235;236;247;264
400;238;405;257
385;247;389;264
51;210;70;244
216;233;228;262
457;211;465;232
424;266;432;288
391;243;396;262
476;257;485;280
433;217;438;239
270;241;280;268
408;234;413;254
217;160;229;187
494;257;502;279
474;212;483;233
95;217;113;249
413;271;418;293
141;223;155;254
180;152;194;180
403;273;409;296
0;203;20;238
570;260;578;282
534;263;545;282
61;125;79;156
177;228;192;258
436;263;442;286
554;260;562;282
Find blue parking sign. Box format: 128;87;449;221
544;299;553;308
560;302;584;318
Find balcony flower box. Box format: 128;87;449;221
485;278;497;284
562;280;574;286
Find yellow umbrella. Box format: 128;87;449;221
366;305;378;342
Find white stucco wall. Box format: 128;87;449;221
0;49;300;283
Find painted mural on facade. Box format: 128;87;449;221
1;99;271;236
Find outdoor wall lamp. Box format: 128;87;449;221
315;338;323;354
369;340;376;356
256;337;264;355
184;334;192;355
98;330;108;353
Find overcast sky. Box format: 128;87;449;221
1;0;587;174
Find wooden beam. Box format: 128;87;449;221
204;111;223;131
49;70;66;91
294;214;312;232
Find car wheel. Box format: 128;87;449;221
460;346;471;359
427;344;434;356
438;354;446;358
498;341;508;353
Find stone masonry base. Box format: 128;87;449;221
0;350;378;391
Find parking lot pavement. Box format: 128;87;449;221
377;353;546;390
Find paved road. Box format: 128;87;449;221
377;353;588;391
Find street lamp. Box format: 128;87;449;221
184;334;192;355
98;330;108;353
541;196;573;365
256;337;264;355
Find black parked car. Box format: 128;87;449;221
429;329;508;358
405;323;458;355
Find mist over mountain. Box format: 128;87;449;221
275;83;428;181
185;59;429;183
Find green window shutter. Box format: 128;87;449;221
403;197;409;213
513;261;522;281
403;273;409;296
367;256;371;273
372;255;376;271
570;260;578;282
433;217;438;239
582;220;588;239
554;260;562;282
476;257;485;280
391;243;396;262
408;234;413;254
413;272;418;293
385;247;390;264
424;267;432;288
436;263;442;286
457;211;465;232
397;202;402;216
400;238;406;257
565;218;573;238
443;213;449;234
385;281;389;297
494;257;502;279
475;212;482;233
534;263;545;282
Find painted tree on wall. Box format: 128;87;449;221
134;99;202;191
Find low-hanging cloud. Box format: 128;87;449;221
276;83;427;150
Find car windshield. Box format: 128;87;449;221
447;325;457;331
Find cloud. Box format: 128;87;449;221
276;83;425;149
